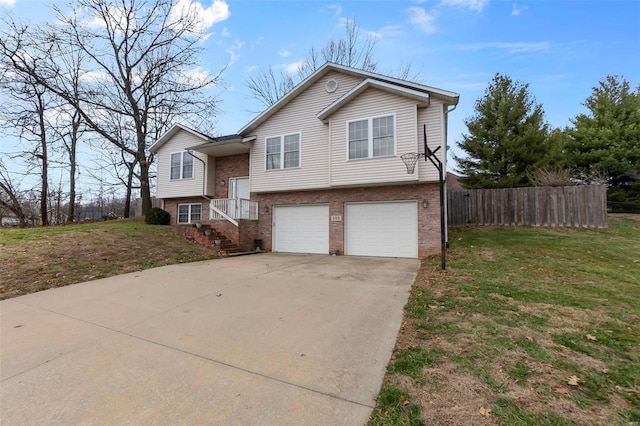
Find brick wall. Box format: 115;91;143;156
252;183;441;257
207;219;259;252
214;154;250;198
163;196;209;225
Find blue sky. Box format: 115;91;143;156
1;0;639;184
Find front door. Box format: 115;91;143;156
229;177;250;219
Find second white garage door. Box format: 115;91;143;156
273;205;329;254
345;201;418;258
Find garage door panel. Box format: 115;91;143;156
345;202;417;258
273;205;329;254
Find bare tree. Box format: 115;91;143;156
247;17;379;107
0;160;28;227
0;0;223;215
299;17;377;79
86;143;140;218
0;63;55;226
48;42;86;223
246;65;295;109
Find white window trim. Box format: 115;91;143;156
346;113;397;161
177;203;202;224
264;132;302;171
170;151;195;181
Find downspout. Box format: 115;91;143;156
186;150;211;201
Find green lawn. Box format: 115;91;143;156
371;215;640;425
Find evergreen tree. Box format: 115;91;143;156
566;75;640;207
454;74;552;188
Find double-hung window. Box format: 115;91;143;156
170;152;194;180
348;114;395;160
177;203;201;224
266;133;300;170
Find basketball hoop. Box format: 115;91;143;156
398;124;447;270
401;152;423;174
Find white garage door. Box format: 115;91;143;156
345;201;418;258
273;205;329;254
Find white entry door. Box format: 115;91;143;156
273;205;329;254
345;201;418;258
229;177;250;219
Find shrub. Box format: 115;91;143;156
145;207;170;225
527;167;576;187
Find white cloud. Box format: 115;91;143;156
512;3;527;16
226;39;245;66
285;60;305;74
368;31;383;41
245;65;258;73
328;4;342;16
378;25;405;38
221;27;231;37
439;0;488;12
460;41;551;53
251;36;263;50
408;7;437;34
278;49;292;58
79;70;109;82
0;0;16;6
182;66;210;84
81;4;129;29
171;0;230;34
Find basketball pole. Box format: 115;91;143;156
401;126;446;270
421;126;446;271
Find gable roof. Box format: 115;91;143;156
238;62;460;135
149;123;216;153
317;78;431;123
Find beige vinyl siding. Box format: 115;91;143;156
417;100;446;182
155;129;213;199
330;87;419;187
250;71;363;193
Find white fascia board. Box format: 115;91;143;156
149;123;213;153
237;62;460;135
317;79;431;123
238;63;335;135
326;63;460;104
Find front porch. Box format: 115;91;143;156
209;198;258;224
170;197;260;254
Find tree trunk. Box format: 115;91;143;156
37;98;49;226
66;115;79;222
138;155;152;215
123;163;134;218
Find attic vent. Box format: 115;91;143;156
325;79;338;93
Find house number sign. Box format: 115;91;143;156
331;215;342;222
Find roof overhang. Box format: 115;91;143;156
238;62;460;135
149;123;214;153
317;79;431;123
188;136;252;157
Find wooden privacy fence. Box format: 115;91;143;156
447;185;607;229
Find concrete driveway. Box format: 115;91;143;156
1;253;418;425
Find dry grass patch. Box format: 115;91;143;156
0;219;219;299
370;215;640;425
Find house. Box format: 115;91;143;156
149;62;459;258
447;172;464;191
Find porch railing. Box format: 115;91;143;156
210;198;258;224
